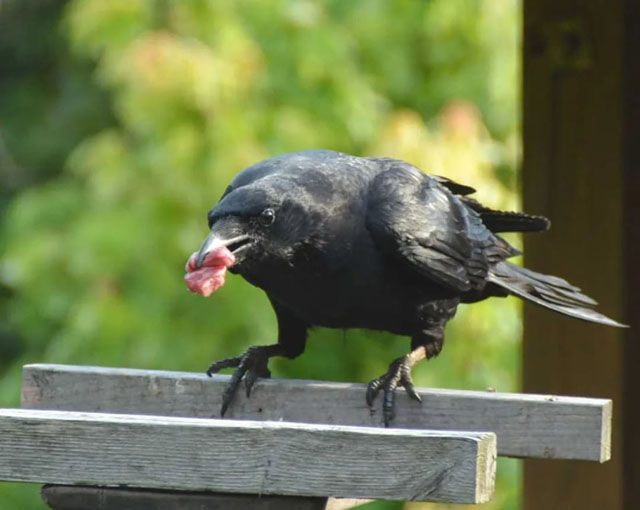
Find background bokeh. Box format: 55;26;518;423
0;1;521;508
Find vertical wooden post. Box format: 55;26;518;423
621;1;640;505
522;1;639;509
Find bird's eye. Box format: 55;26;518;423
258;208;275;226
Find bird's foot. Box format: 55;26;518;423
366;354;422;427
206;345;277;416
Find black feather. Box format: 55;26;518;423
461;196;551;233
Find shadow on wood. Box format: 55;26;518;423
41;486;327;510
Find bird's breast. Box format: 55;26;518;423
243;257;447;336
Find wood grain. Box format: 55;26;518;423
22;363;611;462
0;408;496;503
522;0;636;508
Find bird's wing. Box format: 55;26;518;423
366;165;514;293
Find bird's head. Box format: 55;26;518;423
185;177;318;296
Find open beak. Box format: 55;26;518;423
195;231;252;268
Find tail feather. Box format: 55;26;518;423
509;265;598;307
479;210;551;233
536;286;598;307
488;261;627;328
461;197;551;233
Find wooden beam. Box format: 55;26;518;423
523;0;639;508
0;408;496;504
40;486;370;510
41;486;327;510
22;363;611;462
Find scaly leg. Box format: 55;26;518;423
207;299;308;417
367;298;456;426
207;344;282;416
366;345;429;427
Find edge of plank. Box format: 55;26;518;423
600;399;613;462
0;407;492;439
476;431;497;503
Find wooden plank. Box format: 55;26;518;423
40;486;369;510
40;485;370;510
522;0;638;508
0;408;496;504
22;363;611;462
41;485;327;510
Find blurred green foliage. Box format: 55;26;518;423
0;1;521;509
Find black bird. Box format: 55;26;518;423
185;150;625;425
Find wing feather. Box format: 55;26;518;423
366;164;514;293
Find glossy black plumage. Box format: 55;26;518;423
195;150;625;425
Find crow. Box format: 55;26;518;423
185;150;626;425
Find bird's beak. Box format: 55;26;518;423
195;230;252;268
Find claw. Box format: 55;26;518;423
246;363;271;397
206;355;242;377
366;353;423;426
244;370;258;397
404;380;422;403
382;379;398;426
220;390;235;417
206;345;278;416
220;360;249;416
366;378;384;407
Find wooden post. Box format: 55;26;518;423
522;0;639;508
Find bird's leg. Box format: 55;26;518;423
207;344;283;416
207;299;308;417
367;299;455;426
366;345;430;427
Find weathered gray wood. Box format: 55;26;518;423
41;485;327;510
0;408;496;504
22;363;611;462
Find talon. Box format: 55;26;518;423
382;381;398;426
220;361;248;416
206;345;279;416
244;363;272;397
220;387;233;416
366;353;423;426
404;381;422;403
206;356;241;377
366;377;384;407
244;370;258;397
